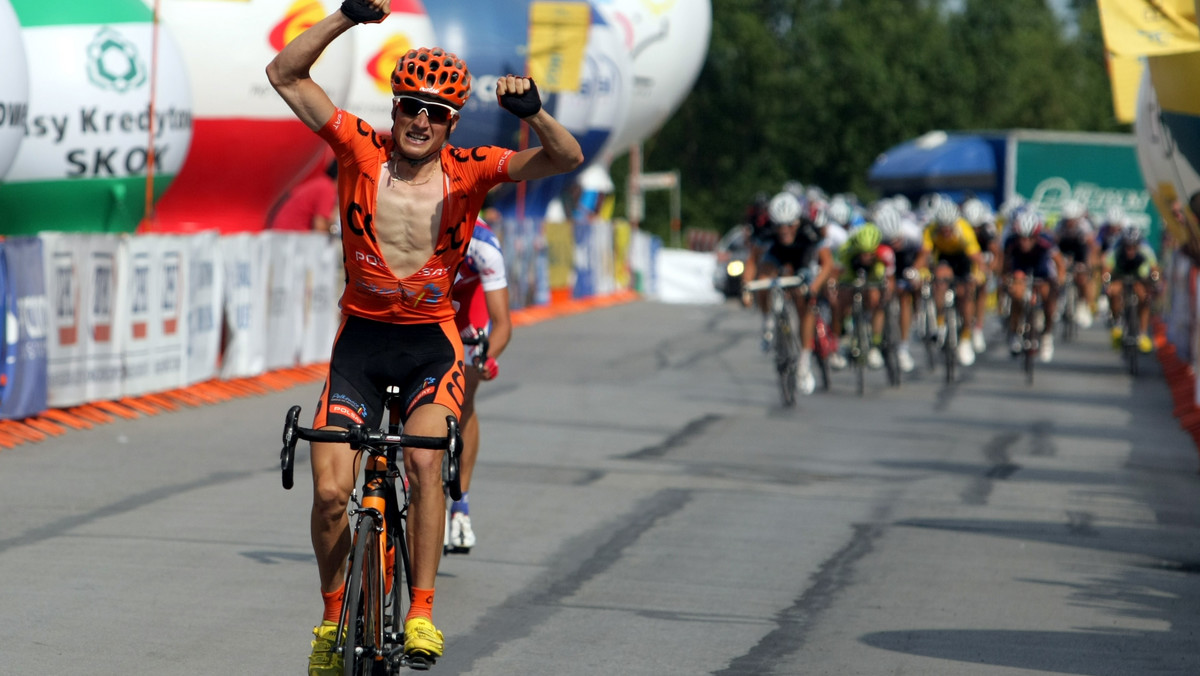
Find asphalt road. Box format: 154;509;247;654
2;298;1198;675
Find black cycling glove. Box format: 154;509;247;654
499;79;542;119
341;0;384;23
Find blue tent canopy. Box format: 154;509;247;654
868;132;1002;199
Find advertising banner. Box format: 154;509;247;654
265;232;303;371
299;234;339;365
84;234;124;402
220;233;269;379
1013;134;1161;251
41;232;88;406
122;235;187;396
185;232;221;385
0;237;48;419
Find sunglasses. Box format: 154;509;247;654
393;95;458;124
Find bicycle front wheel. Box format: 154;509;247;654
343;513;384;676
776;318;798;407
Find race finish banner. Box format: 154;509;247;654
527;1;591;93
0;237;48;420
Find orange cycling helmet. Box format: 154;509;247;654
391;47;471;109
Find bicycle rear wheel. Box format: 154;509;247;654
343;513;384;676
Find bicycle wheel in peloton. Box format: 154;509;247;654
943;306;958;384
776;316;798;407
1060;284;1077;343
1124;292;1139;377
883;300;901;388
922;297;939;372
343;513;384;676
854;313;869;397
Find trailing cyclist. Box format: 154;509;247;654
874;204;926;373
962;197;1001;353
742;191;837;395
447;217;512;554
923;199;985;366
1053;199;1100;328
1001;208;1066;362
832;223;895;370
1103;220;1160;354
267;3;583;671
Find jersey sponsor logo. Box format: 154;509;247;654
345;202;378;243
329;403;365;424
416;265;450;278
353;250;387;269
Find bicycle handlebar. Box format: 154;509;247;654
461;331;491;371
279;405;460;490
743;275;807;292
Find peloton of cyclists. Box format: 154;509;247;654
1000;207;1067;363
741;191;838;394
1103;219;1160;354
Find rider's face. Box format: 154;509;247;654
776;221;799;244
392;96;458;157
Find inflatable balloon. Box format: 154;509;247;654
422;0;526;150
0;0;29;182
341;0;437;134
0;0;193;234
148;0;353;233
592;0;710;165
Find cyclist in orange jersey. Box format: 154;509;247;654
267;2;583;672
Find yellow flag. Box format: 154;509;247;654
527;2;591;93
1106;52;1143;123
1097;0;1200;57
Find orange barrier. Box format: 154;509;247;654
1154;317;1200;456
0;291;641;452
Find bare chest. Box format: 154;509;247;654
371;162;445;279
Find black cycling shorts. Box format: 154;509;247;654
314;315;466;431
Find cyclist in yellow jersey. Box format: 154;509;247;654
923;200;985;366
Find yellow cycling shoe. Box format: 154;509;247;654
404;616;445;660
308;621;344;676
1138;334;1153;354
1110;326;1123;350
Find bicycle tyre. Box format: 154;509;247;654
884;300;901;388
343;513;383;676
776;316;798;406
1060;284;1077;343
854;315;868;398
943;306;958;384
922;298;938;372
1124;292;1139;377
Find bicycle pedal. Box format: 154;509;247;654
404;654;436;671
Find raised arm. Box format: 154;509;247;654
266;2;389;131
495;76;585;181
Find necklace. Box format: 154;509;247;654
387;155;436;187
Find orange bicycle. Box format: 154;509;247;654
280;389;462;673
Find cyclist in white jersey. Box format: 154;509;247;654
447;218;511;553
